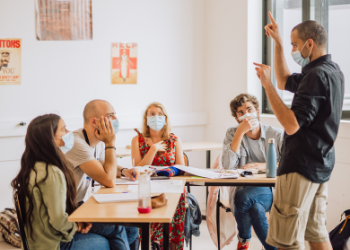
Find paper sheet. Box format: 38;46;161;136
93;193;138;203
173;165;239;179
127;180;184;193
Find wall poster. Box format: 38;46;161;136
35;0;93;41
111;42;138;84
0;39;21;85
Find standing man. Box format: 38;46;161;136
254;12;344;250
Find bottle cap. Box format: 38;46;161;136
268;138;275;144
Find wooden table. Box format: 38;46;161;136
171;174;276;187
172;174;276;250
68;182;185;250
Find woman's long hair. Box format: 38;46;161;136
142;102;171;141
11;114;77;241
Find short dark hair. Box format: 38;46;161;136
292;20;327;47
230;94;259;118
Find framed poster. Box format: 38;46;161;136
35;0;93;41
111;42;138;84
0;39;21;85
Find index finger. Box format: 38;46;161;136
268;11;276;24
253;62;265;67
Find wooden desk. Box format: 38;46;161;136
171;174;276;187
68;182;185;250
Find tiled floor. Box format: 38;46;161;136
184;220;265;250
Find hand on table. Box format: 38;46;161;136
122;168;140;181
242;163;266;170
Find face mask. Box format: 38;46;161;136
147;116;166;131
112;119;119;135
56;131;74;154
238;112;259;130
291;40;312;67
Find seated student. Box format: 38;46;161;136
64;99;140;250
11;114;112;250
222;94;283;250
131;102;185;250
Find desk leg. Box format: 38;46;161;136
163;223;170;250
205;150;211;219
141;223;151;250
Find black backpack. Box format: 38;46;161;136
330;209;350;250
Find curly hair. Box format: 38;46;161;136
230;94;259;118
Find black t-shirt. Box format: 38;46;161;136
278;55;344;183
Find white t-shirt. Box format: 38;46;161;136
65;129;105;202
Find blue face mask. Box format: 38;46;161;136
291;40;312;68
57;131;74;154
147;116;166;131
112;119;119;135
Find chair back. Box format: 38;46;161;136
183;152;189;166
14;192;30;250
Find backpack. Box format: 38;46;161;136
330;209;350;250
0;208;22;248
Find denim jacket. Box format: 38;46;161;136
221;123;284;212
184;193;202;246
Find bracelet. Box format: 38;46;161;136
105;146;116;150
120;168;127;177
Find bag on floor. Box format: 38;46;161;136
0;208;21;248
329;209;350;250
206;154;237;249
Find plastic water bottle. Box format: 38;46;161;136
137;174;152;213
266;138;277;178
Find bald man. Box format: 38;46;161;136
65;99;140;250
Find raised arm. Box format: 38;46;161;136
265;11;291;90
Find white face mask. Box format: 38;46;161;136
238;112;259;131
291;40;313;67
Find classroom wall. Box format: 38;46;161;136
0;0;209;225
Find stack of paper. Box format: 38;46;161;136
127;180;184;193
93;193;138;203
173;165;239;179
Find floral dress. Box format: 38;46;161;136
135;129;186;250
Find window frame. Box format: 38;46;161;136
262;0;350;120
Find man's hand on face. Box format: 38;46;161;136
265;11;282;44
253;63;273;88
94;116;116;146
237;116;258;135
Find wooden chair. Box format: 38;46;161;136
14;192;30;250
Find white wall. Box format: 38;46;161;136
0;0;208;217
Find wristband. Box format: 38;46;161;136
121;168;127;177
105;146;116;150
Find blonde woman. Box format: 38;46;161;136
131;102;185;250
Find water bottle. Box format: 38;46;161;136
137;174;152;213
266;138;277;178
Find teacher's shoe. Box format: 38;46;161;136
237;242;249;250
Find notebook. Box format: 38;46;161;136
93;193;138;203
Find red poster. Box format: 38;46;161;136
111;42;138;84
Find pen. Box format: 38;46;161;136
132;158;136;178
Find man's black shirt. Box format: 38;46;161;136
278;55;344;183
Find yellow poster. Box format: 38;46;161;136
111;42;138;84
0;39;21;85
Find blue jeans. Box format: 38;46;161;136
234;187;277;250
61;201;139;250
